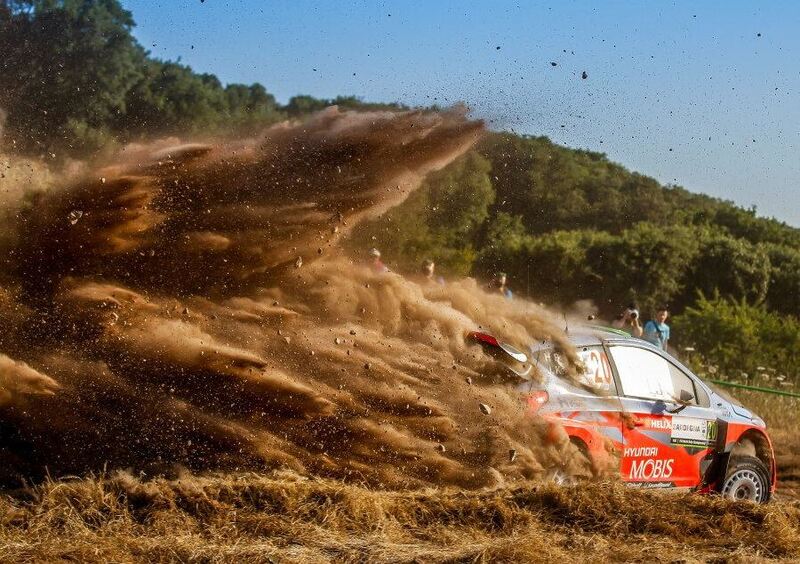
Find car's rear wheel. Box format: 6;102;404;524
720;456;771;503
545;438;592;485
571;437;603;475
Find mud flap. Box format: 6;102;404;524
700;418;729;490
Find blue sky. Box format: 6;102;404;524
123;0;800;226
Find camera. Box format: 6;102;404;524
616;305;639;323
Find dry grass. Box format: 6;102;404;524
1;469;800;563
2;390;800;563
734;390;800;503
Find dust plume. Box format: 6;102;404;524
0;107;591;487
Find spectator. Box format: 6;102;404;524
612;303;643;337
420;258;445;285
643;306;670;350
369;248;389;273
489;272;513;299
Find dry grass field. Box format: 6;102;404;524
1;390;799;564
1;468;800;563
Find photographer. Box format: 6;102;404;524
612;303;643;337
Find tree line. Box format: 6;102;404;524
0;0;402;155
353;134;800;316
350;135;800;385
4;0;800;385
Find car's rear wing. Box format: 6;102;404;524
468;331;532;378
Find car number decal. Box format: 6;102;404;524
576;349;612;391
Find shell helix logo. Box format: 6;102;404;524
648;418;672;430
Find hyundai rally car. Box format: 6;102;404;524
471;327;776;503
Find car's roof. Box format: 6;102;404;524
540;324;657;350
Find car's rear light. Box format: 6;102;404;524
469;331;499;347
527;390;549;412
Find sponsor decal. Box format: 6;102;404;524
628;481;674;489
629;457;674;480
623;446;658;457
670;417;717;447
577;349;613;391
645;416;717;447
647;418;672;430
557;397;587;411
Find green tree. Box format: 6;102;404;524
331;95;406;112
0;0;145;152
682;234;771;306
713;206;800;247
224;83;283;130
0;0;286;152
764;244;800;317
284;94;405;118
512;230;604;303
592;223;701;315
426;151;494;243
122;61;228;133
482;212;529;257
285;95;329;117
349;151;494;275
673;294;800;385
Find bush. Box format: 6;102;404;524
673;294;800;386
682;234;771;305
765;244;800;317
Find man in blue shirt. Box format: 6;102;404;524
488;272;513;299
643;306;670;350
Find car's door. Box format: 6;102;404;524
607;344;718;489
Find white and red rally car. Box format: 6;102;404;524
471;327;776;502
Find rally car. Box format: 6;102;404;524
470;327;776;502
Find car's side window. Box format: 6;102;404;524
609;345;702;405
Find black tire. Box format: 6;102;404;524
720;456;771;503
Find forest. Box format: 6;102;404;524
2;0;799;387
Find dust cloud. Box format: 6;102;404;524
0;107;593;488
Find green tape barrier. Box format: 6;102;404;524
709;379;800;399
